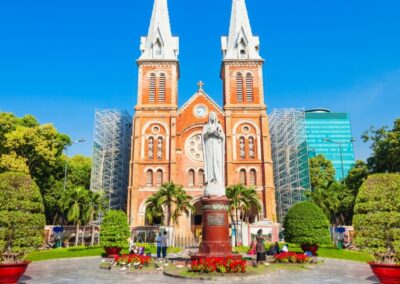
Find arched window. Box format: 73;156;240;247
236;73;243;102
239;137;246;159
249;169;256;186
245;73;253;102
156;169;163;186
149;73;156;102
198;169;204;186
248;137;255;159
157;137;163;160
146;170;153;187
148;137;154;160
159;73;166;102
154;38;162;56
239;169;246;185
188;169;195;186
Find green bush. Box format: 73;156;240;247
353;174;400;264
283;201;331;246
0;172;46;263
100;210;130;248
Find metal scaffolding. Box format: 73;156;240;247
269;109;311;222
90;109;132;211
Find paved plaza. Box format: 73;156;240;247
21;256;378;284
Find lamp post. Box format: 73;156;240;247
322;138;355;181
63;139;86;191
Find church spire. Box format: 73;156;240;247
139;0;179;61
222;0;261;60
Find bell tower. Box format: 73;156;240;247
128;0;179;226
221;0;277;221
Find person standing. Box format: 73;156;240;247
256;229;266;263
161;231;168;259
155;232;162;259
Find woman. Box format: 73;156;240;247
256;229;266;263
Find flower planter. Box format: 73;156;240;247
104;247;122;258
0;261;31;284
369;262;400;284
300;244;319;256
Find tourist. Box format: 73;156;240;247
256;229;266;263
267;242;279;256
155;232;162;259
161;231;168;259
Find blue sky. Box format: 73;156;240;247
0;0;399;161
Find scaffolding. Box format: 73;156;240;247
269;109;311;222
90;109;132;211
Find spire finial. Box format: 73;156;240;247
197;81;205;91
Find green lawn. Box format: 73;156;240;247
234;244;373;263
27;245;182;262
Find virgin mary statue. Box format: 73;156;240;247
202;111;225;196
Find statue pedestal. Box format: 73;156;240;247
192;196;241;260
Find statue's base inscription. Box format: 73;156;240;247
207;214;225;226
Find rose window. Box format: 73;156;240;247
186;134;203;162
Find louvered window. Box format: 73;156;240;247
240;169;247;185
156;170;163;186
149;73;156;102
246;73;253;102
236;73;243;102
148;137;154;160
249;169;256;186
146;170;153;187
198;169;204;186
188;170;195;186
159;73;166;102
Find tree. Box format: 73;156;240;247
59;187;89;246
145;194;165;225
283;202;331;246
345;160;369;195
66;155;92;190
226;184;262;246
100;210;130;249
309;155;336;189
83;191;106;246
362;118;400;173
145;182;194;227
0;172;46;263
353;174;400;264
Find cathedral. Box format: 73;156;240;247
127;0;277;237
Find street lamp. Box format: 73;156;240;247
63;139;86;190
322;138;355;181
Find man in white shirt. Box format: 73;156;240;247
155;232;162;259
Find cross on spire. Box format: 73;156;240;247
197;81;205;91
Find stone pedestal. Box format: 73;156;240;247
192;196;241;260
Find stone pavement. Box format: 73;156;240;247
21;256;379;284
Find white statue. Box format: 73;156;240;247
202;112;225;196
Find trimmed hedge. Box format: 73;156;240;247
100;210;130;248
0;172;46;263
283;201;331;245
353;173;400;264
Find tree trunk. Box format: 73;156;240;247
167;205;171;227
235;208;241;244
81;226;86;246
230;211;238;247
90;225;95;246
75;223;79;246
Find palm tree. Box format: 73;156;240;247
83;191;106;246
59;186;88;246
226;184;262;246
144;182;194;227
145;193;165;225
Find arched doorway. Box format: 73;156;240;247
191;199;203;240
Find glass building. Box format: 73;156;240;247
305;109;355;180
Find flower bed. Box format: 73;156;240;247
191;257;247;273
114;254;151;266
274;252;310;264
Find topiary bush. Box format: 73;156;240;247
353;173;400;264
0;172;46;263
100;210;130;248
283;201;331;246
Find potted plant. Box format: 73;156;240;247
0;172;46;284
353;174;400;284
283;201;331;256
100;210;130;258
